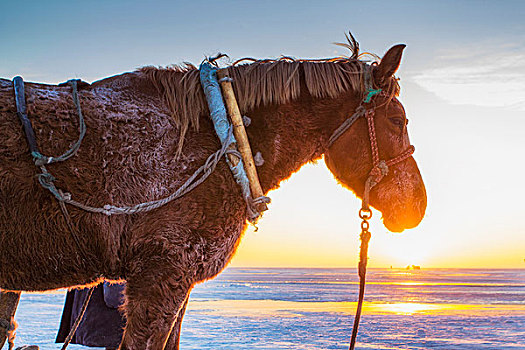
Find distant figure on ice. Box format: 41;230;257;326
56;282;126;349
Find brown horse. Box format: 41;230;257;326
0;44;426;349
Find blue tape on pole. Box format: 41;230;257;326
199;62;254;208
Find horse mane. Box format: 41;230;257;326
139;56;399;155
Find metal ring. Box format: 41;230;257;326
359;208;372;219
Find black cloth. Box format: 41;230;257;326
56;282;126;348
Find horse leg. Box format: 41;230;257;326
119;275;191;350
164;294;189;350
118;231;194;350
0;290;21;349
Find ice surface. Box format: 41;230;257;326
9;268;525;349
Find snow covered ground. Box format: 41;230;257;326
10;268;525;349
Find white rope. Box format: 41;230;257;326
41;128;240;216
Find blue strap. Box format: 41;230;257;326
362;64;381;103
199;61;257;220
363;88;382;103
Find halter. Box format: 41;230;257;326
327;65;415;350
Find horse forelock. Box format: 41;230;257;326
139;57;399;155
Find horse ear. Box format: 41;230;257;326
374;44;406;85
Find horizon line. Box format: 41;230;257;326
228;266;525;270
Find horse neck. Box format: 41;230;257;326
250;93;355;194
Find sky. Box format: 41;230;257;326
1;0;524;268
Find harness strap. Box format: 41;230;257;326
13;77;87;167
34;79;87;166
12;77;94;350
13;77;39;155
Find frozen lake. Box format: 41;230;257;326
9;268;525;349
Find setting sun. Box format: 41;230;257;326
377;234;431;267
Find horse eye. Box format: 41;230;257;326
389;117;405;127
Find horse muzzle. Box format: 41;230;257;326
370;157;427;233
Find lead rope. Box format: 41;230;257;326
348;108;414;350
348;110;381;350
349;206;372;350
349;108;383;350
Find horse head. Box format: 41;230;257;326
325;45;427;232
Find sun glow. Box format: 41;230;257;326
375;302;440;315
231;153;525;269
188;300;525;317
373;228;432;268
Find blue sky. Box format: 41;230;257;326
1;1;524;267
2;0;523;82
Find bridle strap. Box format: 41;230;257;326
326;80;415;350
365;110;380;165
328;64;380;148
328;106;366;147
328;97;415;204
361;109;415;210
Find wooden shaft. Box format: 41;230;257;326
217;69;267;212
0;290;21;349
225;146;240;167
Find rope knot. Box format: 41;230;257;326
103;204;118;216
37;172;56;188
251;195;271;206
58;190;72;201
368;160;389;187
247;195;271;224
377;160;389;177
32;151;53;166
